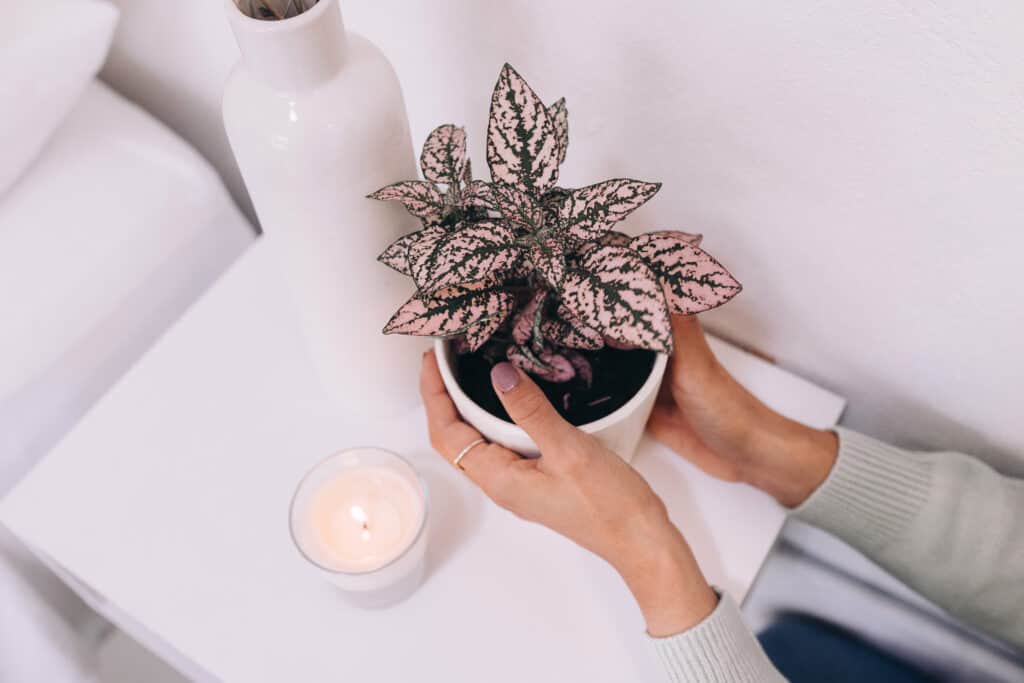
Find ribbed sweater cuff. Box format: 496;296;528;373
648;592;785;683
792;426;933;550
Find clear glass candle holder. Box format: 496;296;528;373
289;448;429;608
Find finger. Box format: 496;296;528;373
489;362;575;454
419;351;521;483
419;350;463;427
670;315;717;375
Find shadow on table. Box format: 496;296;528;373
418;462;484;581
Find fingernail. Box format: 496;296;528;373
491;362;520;393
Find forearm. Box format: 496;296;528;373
613;524;718;637
618;525;787;682
791;428;1024;649
739;405;837;508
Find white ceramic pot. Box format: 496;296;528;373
223;0;422;418
434;340;668;462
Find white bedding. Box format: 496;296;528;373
0;80;252;682
0;81;253;492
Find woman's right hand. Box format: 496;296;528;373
648;316;838;508
420;351;718;636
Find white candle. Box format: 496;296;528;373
290;448;429;607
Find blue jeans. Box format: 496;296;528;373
759;614;936;683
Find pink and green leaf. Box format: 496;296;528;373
407;226;449;291
492;182;545;235
577;230;633;258
461;305;513;351
508;345;575;383
420;124;467;185
548;97;569;166
673;231;703;247
377;232;420;276
486;64;560;193
423;222;521;293
463;179;495;210
367;181;445;225
563;349;593;388
557;179;661;242
559;245;672;353
604;336;637;350
512;290;547;346
383;286;514;337
541;303;604;350
528;237;566;287
630;232;741;314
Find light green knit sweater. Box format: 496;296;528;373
649;427;1024;682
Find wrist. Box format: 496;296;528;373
741;414;838;508
613;523;717;637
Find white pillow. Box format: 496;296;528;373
0;0;118;196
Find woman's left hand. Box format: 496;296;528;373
420;350;717;636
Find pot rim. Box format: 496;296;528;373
433;338;668;435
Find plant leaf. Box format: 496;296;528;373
377;232;420;275
424;222;521;293
368;181;446;225
383;286;514;337
508;345;576;383
461;304;513;351
407;226;449;291
630;232;742;314
541;303;604;350
548;97;569;166
542;186;571;221
674;231;703;247
463;179;495;211
486;64;560;193
528;237;566;287
512;291;547;345
559;245;672;353
557;179;661;242
420;124;467;185
577;230;633;258
492;183;545;234
563;349;593;388
604;336;637;350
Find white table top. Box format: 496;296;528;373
1;239;845;683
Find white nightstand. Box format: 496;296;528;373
1;238;844;682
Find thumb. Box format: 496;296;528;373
490;362;575;452
669;315;718;377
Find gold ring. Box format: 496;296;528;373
453;438;486;471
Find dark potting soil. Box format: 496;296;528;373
455;347;657;427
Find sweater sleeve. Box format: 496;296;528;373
648;592;787;683
793;426;1024;649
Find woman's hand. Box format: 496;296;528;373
648;316;838;508
420;351;717;636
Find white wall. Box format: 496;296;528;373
101;0;1024;472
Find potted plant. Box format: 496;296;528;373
369;64;741;460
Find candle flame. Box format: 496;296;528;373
349;505;368;524
351;504;371;540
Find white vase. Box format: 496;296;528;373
223;0;421;418
434;340;668;462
